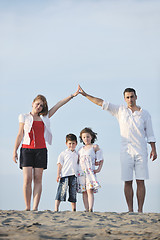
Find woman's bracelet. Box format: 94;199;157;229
70;94;74;99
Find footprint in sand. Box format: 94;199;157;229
2;218;21;226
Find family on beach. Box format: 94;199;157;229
13;85;157;213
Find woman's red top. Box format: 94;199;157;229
22;121;46;149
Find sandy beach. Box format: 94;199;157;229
0;210;160;239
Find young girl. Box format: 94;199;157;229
77;127;104;212
13;89;79;211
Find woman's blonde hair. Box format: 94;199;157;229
33;95;48;116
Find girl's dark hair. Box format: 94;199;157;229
79;127;97;144
66;134;77;143
33;95;48;116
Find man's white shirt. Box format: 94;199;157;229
102;101;156;157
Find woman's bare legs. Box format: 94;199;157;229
23;167;32;211
33;168;43;211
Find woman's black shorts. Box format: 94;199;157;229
20;148;48;170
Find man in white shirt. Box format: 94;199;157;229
78;85;157;213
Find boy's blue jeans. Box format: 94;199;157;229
55;175;77;203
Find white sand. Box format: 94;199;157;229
0;210;160;239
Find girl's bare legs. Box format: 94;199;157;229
23;167;33;211
87;189;94;212
33;168;43;211
83;191;89;211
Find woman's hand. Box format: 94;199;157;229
72;86;80;97
13;151;18;164
13;123;24;164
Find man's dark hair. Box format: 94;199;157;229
66;134;77;143
123;88;137;96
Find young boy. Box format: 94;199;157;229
54;134;78;211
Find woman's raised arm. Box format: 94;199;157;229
48;87;79;118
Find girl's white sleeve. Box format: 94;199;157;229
95;149;103;161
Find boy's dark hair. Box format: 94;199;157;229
123;88;137;97
79;127;97;144
66;134;77;143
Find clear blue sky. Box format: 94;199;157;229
0;0;159;212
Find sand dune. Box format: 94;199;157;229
0;210;160;239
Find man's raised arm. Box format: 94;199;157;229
78;85;103;107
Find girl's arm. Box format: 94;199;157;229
48;87;79;118
94;160;103;173
13;123;24;163
93;144;104;173
56;163;62;182
93;144;100;166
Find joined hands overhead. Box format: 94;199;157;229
77;84;87;96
